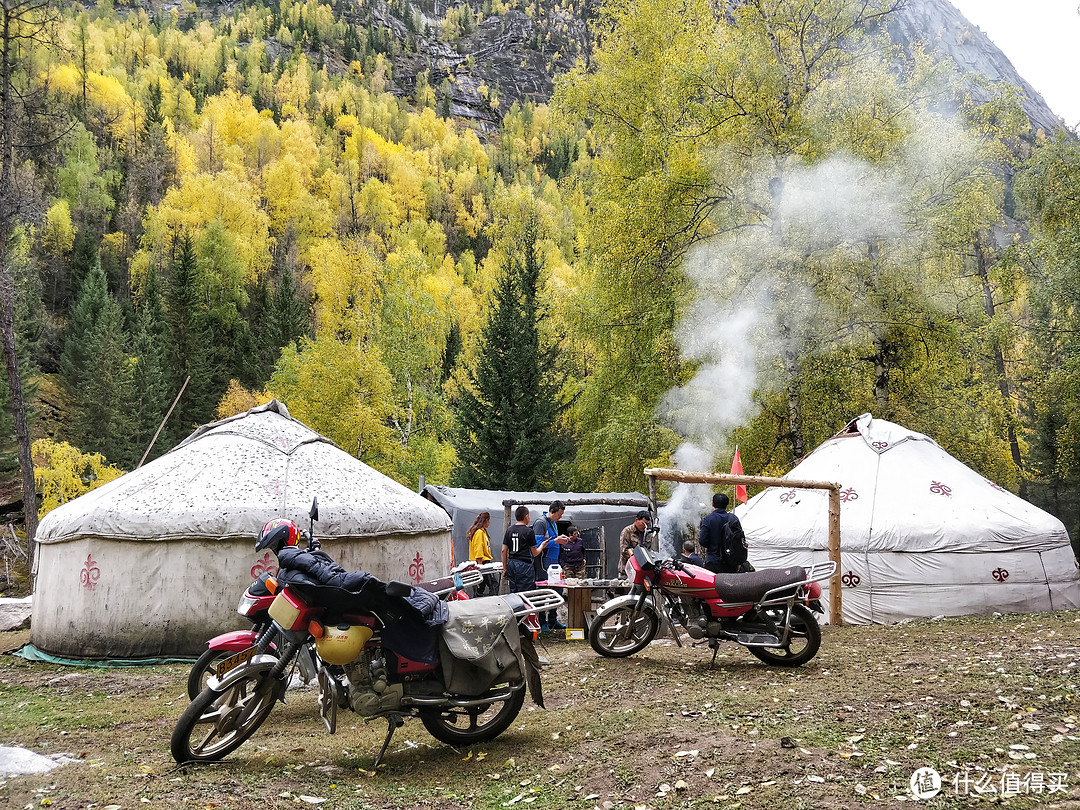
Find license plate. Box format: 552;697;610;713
216;646;257;678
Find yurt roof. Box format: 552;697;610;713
36;400;451;544
736;413;1070;554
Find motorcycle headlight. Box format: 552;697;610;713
624;558;636;580
236;594;260;617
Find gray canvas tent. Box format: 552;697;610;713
736;414;1080;624
421;486;649;577
31;401;452;658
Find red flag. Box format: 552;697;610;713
731;445;748;504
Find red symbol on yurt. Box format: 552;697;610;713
779;490;797;504
840;487;858;502
80;554;101;591
409;552;425;583
929;481;952;496
841;571;861;587
250;552;279;579
992;568;1009;582
261;478;285;497
871;441;889;450
987;480;1005;492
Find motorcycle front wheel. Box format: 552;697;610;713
186;649;235;700
171;665;285;763
589;603;660;658
419;686;526;746
746;603;821;667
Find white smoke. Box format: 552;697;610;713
654;113;983;546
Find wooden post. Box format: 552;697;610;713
827;485;842;625
643;467;844;626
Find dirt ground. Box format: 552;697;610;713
1;610;1079;810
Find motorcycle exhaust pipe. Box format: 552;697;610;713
402;685;521;709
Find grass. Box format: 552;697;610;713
0;611;1078;809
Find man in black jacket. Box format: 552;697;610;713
698;493;747;574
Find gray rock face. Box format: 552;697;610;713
361;0;1064;136
885;0;1062;134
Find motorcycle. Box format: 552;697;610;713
589;544;835;667
186;561;496;699
185;497;499;700
171;514;561;767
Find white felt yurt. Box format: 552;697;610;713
31;401;452;658
736;414;1080;624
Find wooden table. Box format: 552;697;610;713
536;579;632;631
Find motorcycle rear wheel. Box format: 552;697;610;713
746;603;821;667
589;603;660;658
171;666;285;763
419;686;526;746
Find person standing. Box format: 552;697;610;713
467;510;499;596
698;493;747;574
533;500;568;630
559;524;587;579
618;511;650;575
502;505;550;594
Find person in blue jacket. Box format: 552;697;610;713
533;500;568;631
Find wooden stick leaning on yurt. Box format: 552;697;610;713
644;468;843;626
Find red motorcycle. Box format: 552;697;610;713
186;563;493;699
589;545;835;667
172;514;560;767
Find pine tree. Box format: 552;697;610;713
165;231;215;444
453;215;570;489
269;265;308;355
130;267;172;465
59;258;136;466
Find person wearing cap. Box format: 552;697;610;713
618;511;650;575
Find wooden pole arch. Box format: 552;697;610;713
643;468;844;626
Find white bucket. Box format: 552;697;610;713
546;564;563;583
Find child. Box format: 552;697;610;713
560;524;587;579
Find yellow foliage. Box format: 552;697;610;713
216;380;270;418
33;439;124;518
42;201;75;256
50;63;81;96
306;237;380;343
148;171;272;279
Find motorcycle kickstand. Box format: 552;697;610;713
372;713;405;769
708;640;721;669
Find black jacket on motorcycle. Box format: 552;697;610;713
275;546;448;663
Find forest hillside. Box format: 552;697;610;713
2;0;1080;563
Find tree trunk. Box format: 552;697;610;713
975;232;1023;474
0;3;38;552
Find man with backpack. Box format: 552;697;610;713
698;493;749;574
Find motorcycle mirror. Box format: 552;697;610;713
309;497;319;523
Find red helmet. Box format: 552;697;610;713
255;518;300;553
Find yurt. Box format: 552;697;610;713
31;401;452;658
736;414;1080;624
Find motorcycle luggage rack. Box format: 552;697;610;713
506;588;564;618
757;561;837;607
421;568;484;598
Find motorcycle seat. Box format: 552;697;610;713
713;566;807;603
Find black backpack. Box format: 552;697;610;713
721;520;747;568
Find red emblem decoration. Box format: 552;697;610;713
930;481;952;496
871;441;889;450
779;490;797;504
987;480;1005;492
80;554;101;591
409;552;425;584
250;552;279;579
992;568;1009;582
841;571;860;587
840;487;858;502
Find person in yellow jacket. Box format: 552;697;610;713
467;510;499;595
